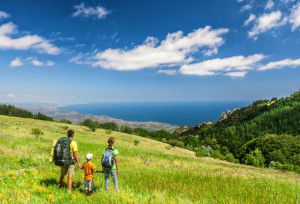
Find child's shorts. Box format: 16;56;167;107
84;180;94;191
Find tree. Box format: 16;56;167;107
81;119;98;132
120;126;133;134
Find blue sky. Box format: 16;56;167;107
0;0;299;103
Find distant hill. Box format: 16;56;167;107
0;115;299;203
179;90;300;171
11;103;177;132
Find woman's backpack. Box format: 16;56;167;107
101;148;115;168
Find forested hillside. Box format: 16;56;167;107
179;91;300;171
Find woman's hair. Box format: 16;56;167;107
108;137;115;145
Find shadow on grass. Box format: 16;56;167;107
40;178;57;187
40;178;86;192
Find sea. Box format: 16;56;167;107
62;101;250;126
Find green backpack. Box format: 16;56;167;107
53;137;75;167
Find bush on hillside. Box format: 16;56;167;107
134;139;141;146
195;146;213;157
120;126;133;134
81;119;98;132
31;128;44;139
244;148;265;167
106;129;112;135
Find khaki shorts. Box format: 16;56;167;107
61;165;75;177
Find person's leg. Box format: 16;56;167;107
104;170;110;192
110;170;119;192
67;165;75;190
59;167;67;187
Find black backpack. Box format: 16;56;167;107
53;137;75;167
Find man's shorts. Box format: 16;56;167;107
60;165;75;177
84;180;94;191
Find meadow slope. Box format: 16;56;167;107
0;115;299;203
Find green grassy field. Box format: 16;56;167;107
0;115;299;203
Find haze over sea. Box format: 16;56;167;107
62;101;250;126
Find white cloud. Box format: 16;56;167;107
240;4;252;12
157;69;177;75
72;3;110;19
179;54;265;76
259;58;300;70
9;57;54;67
248;11;287;39
92;26;229;71
225;71;247;78
69;52;93;65
0;11;10;20
0;22;61;55
290;3;300;30
244;14;256;26
265;0;275;10
10;57;24;67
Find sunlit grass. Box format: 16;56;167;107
0;115;299;203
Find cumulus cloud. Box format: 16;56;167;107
290;3;300;30
72;3;110;19
69;52;93;65
259;58;300;70
178;54;265;77
244;14;256;26
225;71;247;78
157;69;177;75
10;57;24;67
248;11;288;39
265;0;275;10
0;22;61;55
0;11;10;20
92;26;229;71
240;4;252;12
9;57;54;67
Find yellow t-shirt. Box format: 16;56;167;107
50;139;78;162
83;161;96;180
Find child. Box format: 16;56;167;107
101;137;119;192
82;153;99;195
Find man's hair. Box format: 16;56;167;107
67;129;75;137
108;137;115;145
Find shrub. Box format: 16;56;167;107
120;126;133;134
168;139;184;148
269;161;283;170
106;129;112;135
81;119;98;132
195;146;213;157
212;150;224;160
134;139;141;146
268;150;286;163
31;128;44;139
244;148;265;167
224;153;238;163
59;119;72;124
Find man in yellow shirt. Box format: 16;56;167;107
50;130;81;190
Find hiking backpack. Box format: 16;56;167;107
101;148;115;168
53;137;75;167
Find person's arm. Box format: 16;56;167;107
115;157;119;173
74;151;82;168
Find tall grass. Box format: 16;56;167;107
0;115;299;203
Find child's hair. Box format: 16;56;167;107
108;137;115;145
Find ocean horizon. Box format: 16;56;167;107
62;101;251;126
